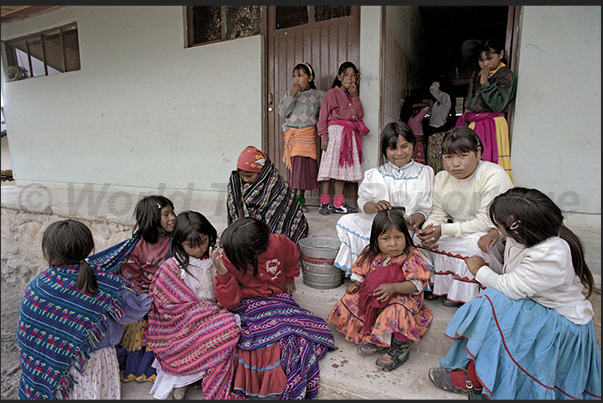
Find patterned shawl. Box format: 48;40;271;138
329;119;370;168
17;264;132;400
226;157;309;244
146;258;241;400
232;293;335;400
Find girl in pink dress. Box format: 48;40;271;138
316;61;369;215
327;209;433;372
400;95;429;164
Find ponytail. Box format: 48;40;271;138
559;226;594;299
77;259;98;294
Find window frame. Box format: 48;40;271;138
3;22;80;80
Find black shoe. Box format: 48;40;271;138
319;203;331;215
428;366;482;398
442;298;464;307
331;203;357;214
375;338;410;372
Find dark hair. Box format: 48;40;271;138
171;211;217;276
489;187;594;298
293;62;317;89
441;126;483;155
219;217;270;277
358;209;414;266
380;121;416;163
42;219;98;294
478;38;508;65
399;94;424;123
332;61;358;88
132;195;174;244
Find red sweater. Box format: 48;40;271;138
120;236;170;293
214;234;300;310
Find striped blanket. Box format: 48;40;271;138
17;264;131;400
232;293;335;399
146;258;242;400
226;156;309;244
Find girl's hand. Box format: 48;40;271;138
477;228;500;253
209;246;228;275
479;67;489;85
321;139;329;151
465;256;486;276
365;200;391;214
406;212;425;233
286;282;296;293
290;83;302;97
373;283;396;302
418;223;441;249
349;74;360;98
346;282;360;294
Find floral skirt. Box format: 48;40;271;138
117;316;156;383
441;288;601;399
327;289;433;348
317;124;362;183
68;347;120;399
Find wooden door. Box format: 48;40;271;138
265;6;360;207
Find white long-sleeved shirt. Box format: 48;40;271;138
476;236;594;325
424;160;513;237
357;160;434;220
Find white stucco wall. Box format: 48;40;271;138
1;6;263;194
358;6;382;168
511;6;601;228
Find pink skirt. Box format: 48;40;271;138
287;156;319;190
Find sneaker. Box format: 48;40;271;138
319;203;331;215
331;203;357;214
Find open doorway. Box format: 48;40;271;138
417;6;510;107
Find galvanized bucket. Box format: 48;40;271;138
298;236;343;289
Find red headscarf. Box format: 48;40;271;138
237;146;267;173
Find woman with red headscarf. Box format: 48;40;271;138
226;145;309;244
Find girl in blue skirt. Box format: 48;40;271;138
428;187;601;400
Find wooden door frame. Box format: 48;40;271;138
505;5;522;148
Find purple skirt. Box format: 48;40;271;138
287;156;319;190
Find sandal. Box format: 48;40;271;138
424;290;438;300
357;342;381;356
375;338;410;371
428;366;482;399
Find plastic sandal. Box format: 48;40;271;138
375;339;410;371
428;366;482;399
357;342;381;356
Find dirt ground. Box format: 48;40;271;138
1;280;27;400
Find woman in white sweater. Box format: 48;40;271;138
334;121;434;276
428;187;600;400
416;126;513;305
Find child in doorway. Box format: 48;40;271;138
278;62;325;212
316;61;370;215
328;209;433;372
210;217;335;399
456;38;517;182
334;121;434;277
425;75;455;175
226;145;308;244
17;220;151;400
117;195;176;383
428;187;601;400
399;95;429;164
416;126;513;307
147;211;241;400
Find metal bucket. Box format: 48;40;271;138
298;236;342;289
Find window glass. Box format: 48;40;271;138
192;6;221;44
275;6;308;29
225;6;261;40
314;6;351;22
